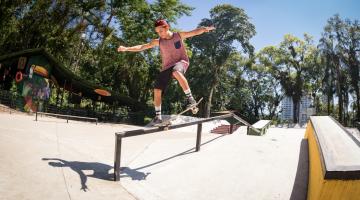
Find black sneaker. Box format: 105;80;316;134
152;115;163;124
186;96;197;109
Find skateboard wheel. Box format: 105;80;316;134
192;107;199;114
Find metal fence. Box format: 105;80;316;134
35;111;98;124
0;89;130;123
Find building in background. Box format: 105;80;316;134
281;95;315;124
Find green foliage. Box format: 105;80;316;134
188;4;256;117
318;14;360;125
1;2;359;125
257;34;319;123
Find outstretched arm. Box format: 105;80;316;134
179;26;215;39
117;39;159;52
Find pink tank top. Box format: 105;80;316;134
159;32;189;71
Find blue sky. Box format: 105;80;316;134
172;0;360;51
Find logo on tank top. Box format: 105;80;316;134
174;40;181;49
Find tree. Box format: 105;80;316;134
0;0;193;117
338;18;360;122
188;4;256;117
318;14;359;124
258;34;317;123
250;60;284;120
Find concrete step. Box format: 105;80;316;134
211;125;241;134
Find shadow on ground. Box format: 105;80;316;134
290;139;309;200
42;158;113;191
43;134;227;190
119;134;226;180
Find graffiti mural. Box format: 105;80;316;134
17;55;51;112
0;49;123;115
21;74;50;112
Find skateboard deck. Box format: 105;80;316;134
154;97;203;128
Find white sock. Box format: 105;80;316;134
155;105;162;119
184;89;192;98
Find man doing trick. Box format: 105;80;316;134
118;19;214;125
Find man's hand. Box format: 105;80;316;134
117;46;128;52
203;26;216;32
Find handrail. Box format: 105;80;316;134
117;113;234;138
114;112;257;181
35;111;98;124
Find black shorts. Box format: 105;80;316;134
154;63;186;92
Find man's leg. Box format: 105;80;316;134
172;70;189;91
153;67;172;123
172;70;196;107
154;88;162;120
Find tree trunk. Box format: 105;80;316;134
348;49;360;121
253;97;260;119
327;92;331;115
269;101;279;120
205;65;220;118
338;89;343;123
352;68;360;121
356;89;360;121
333;56;344;123
292;98;299;123
205;84;215;118
338;91;344;123
315;96;321;114
260;107;265;119
344;91;349;126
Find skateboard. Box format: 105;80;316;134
154;97;203;127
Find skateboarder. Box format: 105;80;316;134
117;19;215;125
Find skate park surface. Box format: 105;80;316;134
1;111;310;200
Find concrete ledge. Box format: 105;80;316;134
305;116;360;200
248;120;271;136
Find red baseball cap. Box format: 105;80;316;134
154;19;169;28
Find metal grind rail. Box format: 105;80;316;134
114;113;257;181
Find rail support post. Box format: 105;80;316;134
114;133;123;181
230;124;234;134
35;111;38;121
196;123;202;152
